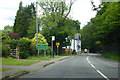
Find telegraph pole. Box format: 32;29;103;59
36;1;39;55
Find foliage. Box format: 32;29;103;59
2;25;13;34
46;46;52;55
13;2;36;37
2;44;10;58
38;0;79;54
80;2;120;53
2;33;10;42
102;52;119;62
4;38;33;59
32;33;48;45
7;33;20;40
39;0;75;28
27;17;36;39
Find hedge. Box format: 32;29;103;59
4;38;35;59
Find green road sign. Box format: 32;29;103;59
37;44;47;50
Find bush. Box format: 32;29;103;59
7;33;20;40
2;44;10;58
18;38;32;59
46;46;52;55
4;38;33;59
2;34;10;42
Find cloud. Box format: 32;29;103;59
0;0;31;30
69;0;100;28
0;0;100;30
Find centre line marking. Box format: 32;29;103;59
86;56;109;80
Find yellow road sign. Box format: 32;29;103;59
56;42;60;46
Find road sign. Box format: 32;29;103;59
56;42;60;46
52;36;55;41
37;44;47;50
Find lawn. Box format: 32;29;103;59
1;57;41;66
0;68;12;72
27;55;62;60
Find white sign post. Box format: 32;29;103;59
52;36;55;41
51;36;55;58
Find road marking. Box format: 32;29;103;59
96;70;109;80
87;56;109;80
91;64;96;69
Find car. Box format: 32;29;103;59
84;49;87;53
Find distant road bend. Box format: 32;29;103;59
20;53;119;80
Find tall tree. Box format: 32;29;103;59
38;0;78;53
81;2;120;53
13;2;36;37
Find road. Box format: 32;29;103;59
20;53;119;80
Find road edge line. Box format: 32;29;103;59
87;56;109;80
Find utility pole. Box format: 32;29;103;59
36;1;39;55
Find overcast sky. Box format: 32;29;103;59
0;0;101;30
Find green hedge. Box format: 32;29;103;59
2;44;10;58
4;38;35;59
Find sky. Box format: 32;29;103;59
0;0;101;30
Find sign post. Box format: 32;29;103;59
56;42;60;55
36;44;47;56
51;36;55;58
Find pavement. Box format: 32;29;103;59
0;56;70;79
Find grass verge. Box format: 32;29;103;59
1;70;28;80
27;55;62;60
102;52;120;62
0;68;12;72
1;57;40;66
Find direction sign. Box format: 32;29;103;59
37;44;47;50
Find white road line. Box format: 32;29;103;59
97;70;109;80
91;64;96;69
86;56;109;80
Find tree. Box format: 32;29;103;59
38;0;77;54
13;2;36;38
39;0;76;28
2;25;13;34
32;33;48;45
81;2;120;53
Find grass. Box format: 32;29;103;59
1;70;28;80
102;52;120;62
27;55;62;60
60;54;77;56
14;70;28;75
1;57;41;66
0;68;12;72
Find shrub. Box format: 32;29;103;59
2;34;10;42
2;44;10;58
4;38;33;59
46;46;52;55
18;38;32;59
7;33;20;40
32;33;48;45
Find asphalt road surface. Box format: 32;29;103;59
20;53;119;80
